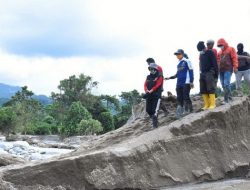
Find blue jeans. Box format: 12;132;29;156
219;71;232;102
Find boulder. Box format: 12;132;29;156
0;154;26;167
0;97;249;189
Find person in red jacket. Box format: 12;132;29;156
217;38;238;103
143;63;163;128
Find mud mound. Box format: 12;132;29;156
0;96;249;190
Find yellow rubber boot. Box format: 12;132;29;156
202;94;209;110
208;94;216;109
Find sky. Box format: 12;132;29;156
0;0;249;97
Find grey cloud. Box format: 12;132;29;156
0;0;143;57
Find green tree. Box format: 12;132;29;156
50;74;103;130
63;101;92;136
119;90;142;106
77;119;103;135
99;95;120;113
45;102;66;126
3;86;43;134
97;111;114;133
51;74;98;107
114;90;142;129
0;107;17;135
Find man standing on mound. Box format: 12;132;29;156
165;49;194;118
217;38;238;103
197;41;218;110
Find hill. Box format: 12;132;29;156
0;83;52;105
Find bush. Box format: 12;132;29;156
24;122;52;135
97;111;114;133
34;122;51;135
23;123;36;135
64;101;92;136
77;119;103;135
0;107;17;135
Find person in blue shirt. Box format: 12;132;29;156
165;49;194;117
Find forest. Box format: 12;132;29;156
0;74;142;136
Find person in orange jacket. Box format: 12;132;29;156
217;38;238;103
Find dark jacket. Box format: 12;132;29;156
200;49;218;78
144;71;163;98
237;51;250;71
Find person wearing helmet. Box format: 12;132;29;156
146;58;163;76
197;41;218;110
217;38;238;103
165;49;194;118
143;63;163;128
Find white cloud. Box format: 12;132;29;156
0;0;249;96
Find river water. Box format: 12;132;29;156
0;135;73;161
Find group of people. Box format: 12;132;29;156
143;38;250;129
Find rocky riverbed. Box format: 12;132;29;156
0;135;96;163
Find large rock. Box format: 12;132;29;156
0;97;250;189
0;154;26;167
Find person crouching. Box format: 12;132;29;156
143;63;163;128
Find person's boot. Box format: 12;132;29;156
152;115;158;128
188;101;193;112
183;101;189;115
183;101;192;114
223;88;229;103
208;94;216;109
228;89;233;101
176;105;184;118
202;94;209;110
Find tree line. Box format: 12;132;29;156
0;74;142;136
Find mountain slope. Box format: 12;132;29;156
0;83;52;105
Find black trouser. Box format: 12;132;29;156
176;84;191;107
146;96;161;117
200;71;217;94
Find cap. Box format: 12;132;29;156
174;49;184;55
148;63;158;70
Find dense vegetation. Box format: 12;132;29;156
0;74;142;136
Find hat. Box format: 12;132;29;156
148;63;158;70
206;39;215;45
197;41;205;51
174;49;184;55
